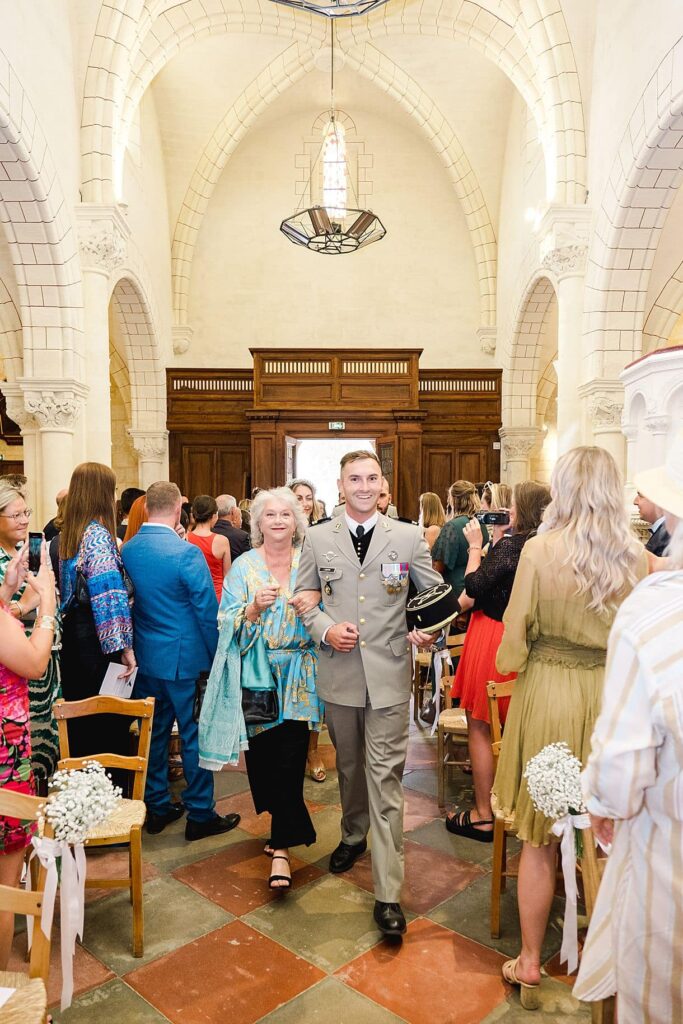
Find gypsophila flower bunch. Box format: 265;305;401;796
524;742;585;820
41;760;122;844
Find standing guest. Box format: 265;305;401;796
445;481;550;842
575;446;683;1024
59;463;136;765
491;447;647;1006
213;494;251;563
288;478;326;783
187;495;231;602
634;488;670;557
123;481;239;840
0;480;62;788
295;450;440;936
117;487;145;541
431;480;481;597
0;542;56;969
418;492;446;551
122;494;148;543
377;478;398;519
206;487;322;890
43;487;68;541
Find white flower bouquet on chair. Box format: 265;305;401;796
524;742;590;974
31;761;122;1010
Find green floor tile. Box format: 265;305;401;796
479;978;590;1021
264;976;407;1023
55;978;171;1023
81;875;232;975
408;817;519;867
212;769;252;798
295;805;349;866
142;818;252;872
302;770;342;806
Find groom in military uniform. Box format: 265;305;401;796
293;450;440;937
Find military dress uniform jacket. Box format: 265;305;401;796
296;514;442;710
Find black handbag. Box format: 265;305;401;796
241;687;279;725
192;670;210;723
75;564;135;607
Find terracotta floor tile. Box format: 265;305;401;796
9;928;114;1007
172;836;324;914
142;815;251;872
126;919;324;1024
215;788;329;838
343;839;485;915
336;917;508;1024
82;846;160;903
403;788;440;832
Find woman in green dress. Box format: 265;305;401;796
431;480;481;599
0;479;61;791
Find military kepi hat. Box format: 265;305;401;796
406;582;460;633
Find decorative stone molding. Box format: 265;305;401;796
542;244;588;278
76;203;130;274
578;379;625;433
172;325;193;356
644;413;671;435
128;430;168;460
20;383;87;431
499;427;541;461
477;327;496;356
537;205;591;281
0;385;36;432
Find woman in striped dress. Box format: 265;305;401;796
575;447;683;1023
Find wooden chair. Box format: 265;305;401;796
436;654;469;808
578;828;616;1024
487;679;517;938
53;695;155;958
412;649;433;721
0;790;51;1024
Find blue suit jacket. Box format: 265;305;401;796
122;524;219;681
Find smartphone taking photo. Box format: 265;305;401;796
28;532;43;574
476;511;510;527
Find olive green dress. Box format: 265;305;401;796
491;528;647;847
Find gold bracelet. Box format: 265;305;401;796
37;615;55;631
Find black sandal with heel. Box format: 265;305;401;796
268;854;292;891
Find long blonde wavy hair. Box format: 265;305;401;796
542;446;642;615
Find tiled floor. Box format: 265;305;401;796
11;722;592;1023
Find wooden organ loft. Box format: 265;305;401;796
167;349;502;514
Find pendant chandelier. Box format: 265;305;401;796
279;25;386;255
269;0;389;19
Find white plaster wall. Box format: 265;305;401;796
186;74;481;367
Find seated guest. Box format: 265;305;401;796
490;447;647;1006
122;494;148;543
43;487;68;541
432;480;480;595
213;493;251;562
117;486;145;541
122;481;239;841
188;495;231;602
634;488;670;557
445;481;550;842
59;463;136;767
575;446;683;1023
418;491;446;551
205;487;322;891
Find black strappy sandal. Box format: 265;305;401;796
445;808;494;843
268;853;292;891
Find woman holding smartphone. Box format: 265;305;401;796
445;481;550;842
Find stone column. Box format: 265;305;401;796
499;427;541;486
76;204;130;465
643;414;671;468
19;382;87;525
128;430;169;488
622;424;639;496
579;381;626;474
539;207;591;454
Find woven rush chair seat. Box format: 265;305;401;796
0;971;47;1024
84;798;146;842
436;703;469;808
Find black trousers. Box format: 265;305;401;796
245;719;316;849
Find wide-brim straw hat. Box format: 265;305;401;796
634;434;683;520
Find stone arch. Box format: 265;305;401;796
642;258;683;352
0;275;22;383
81;0;586;209
171;41;498;330
583;36;683;380
0;46;83;385
505;272;558;427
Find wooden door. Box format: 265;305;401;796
175;439;251;499
377;436;397;491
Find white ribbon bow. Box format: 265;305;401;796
27;835;87;1011
551;812;591;975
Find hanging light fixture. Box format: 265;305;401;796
269;0;390;19
280;24;386;254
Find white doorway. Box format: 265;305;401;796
293;438;376;516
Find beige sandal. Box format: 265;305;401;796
502;957;540;1010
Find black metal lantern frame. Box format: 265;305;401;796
269;0;390;17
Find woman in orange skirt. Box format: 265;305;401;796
446;481;550;842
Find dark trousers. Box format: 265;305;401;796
245;720;315;849
133;673;215;822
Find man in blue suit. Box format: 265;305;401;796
122;481;240;841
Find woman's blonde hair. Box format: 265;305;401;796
288;478;322;525
483;482;512;511
0;479;25;515
60;462;117;559
448;480;480;518
250;487;308;548
543;447;642;615
420;492;446;528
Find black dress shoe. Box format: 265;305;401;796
373;901;407;937
329;839;367;874
185;813;241;842
146;803;185;835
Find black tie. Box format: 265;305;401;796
356;525;365;539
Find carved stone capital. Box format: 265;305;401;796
537;204;591;280
128;430;168;461
644;413;670;435
541;243;588;278
172;325;193;356
0;386;36;432
499;427;540;460
23;390;83;430
587;392;624;430
477;327;496;356
76;203;130;274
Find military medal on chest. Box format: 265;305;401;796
380;562;409;594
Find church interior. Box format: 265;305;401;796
1;1;682;1021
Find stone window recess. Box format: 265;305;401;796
295;110;371;210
